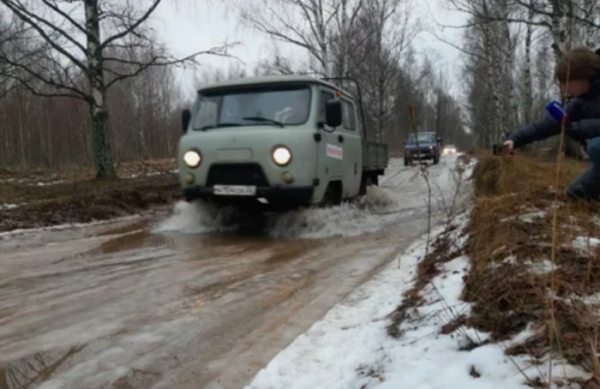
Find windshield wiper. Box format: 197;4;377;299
242;116;285;128
200;123;243;131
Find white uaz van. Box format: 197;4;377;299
178;75;388;211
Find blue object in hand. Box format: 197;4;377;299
545;100;569;123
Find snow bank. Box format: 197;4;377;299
245;210;586;389
0;215;142;240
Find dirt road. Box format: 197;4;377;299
0;156;469;389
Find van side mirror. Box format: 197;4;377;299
437;137;442;144
325;99;343;128
181;109;191;133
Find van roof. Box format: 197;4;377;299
197;75;355;100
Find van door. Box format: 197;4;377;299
317;89;344;188
340;99;362;197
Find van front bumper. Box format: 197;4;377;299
405;151;437;160
183;185;314;208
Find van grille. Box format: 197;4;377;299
206;164;270;187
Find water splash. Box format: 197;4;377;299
153;186;403;239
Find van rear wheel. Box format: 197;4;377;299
359;174;375;196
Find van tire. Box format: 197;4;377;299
320;182;342;207
359;174;375;196
371;174;379;186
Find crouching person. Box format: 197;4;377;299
503;47;600;200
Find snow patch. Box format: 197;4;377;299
35;180;66;187
501;208;547;223
246;209;584;389
525;259;555;275
572;236;600;252
0;215;142;240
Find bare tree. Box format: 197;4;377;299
233;0;365;77
522;0;535;124
341;0;418;143
447;0;517;146
0;0;231;178
449;0;599;154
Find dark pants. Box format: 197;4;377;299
566;137;600;200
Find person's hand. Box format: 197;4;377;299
503;140;514;153
565;122;585;141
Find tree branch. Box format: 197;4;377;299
105;45;235;90
1;0;88;55
40;0;87;35
0;0;88;71
101;0;161;49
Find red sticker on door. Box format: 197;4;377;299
326;144;343;160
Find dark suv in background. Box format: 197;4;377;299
403;132;442;166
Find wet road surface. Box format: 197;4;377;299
0;157;466;389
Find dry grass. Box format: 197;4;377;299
388;151;600;385
0;158;176;181
465;153;600;379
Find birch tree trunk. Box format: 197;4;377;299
549;0;572;62
582;0;599;48
84;0;114;178
481;1;504;144
523;0;534;124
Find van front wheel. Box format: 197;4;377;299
320;182;342;207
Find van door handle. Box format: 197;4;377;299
338;135;344;143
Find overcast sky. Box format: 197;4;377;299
152;0;468;98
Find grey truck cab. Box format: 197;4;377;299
178;75;388;211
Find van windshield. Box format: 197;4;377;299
407;133;436;144
192;85;311;131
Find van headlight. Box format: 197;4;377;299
273;146;292;166
183;149;202;168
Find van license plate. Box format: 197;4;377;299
213;185;257;196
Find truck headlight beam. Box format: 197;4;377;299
273;146;292;166
183;149;202;168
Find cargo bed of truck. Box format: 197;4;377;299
363;141;388;173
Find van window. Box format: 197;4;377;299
407;133;436;144
318;91;335;123
342;100;356;131
192;85;311;130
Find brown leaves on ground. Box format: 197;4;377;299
0;159;180;232
465;153;600;374
387;151;600;383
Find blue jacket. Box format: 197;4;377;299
509;71;600;148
